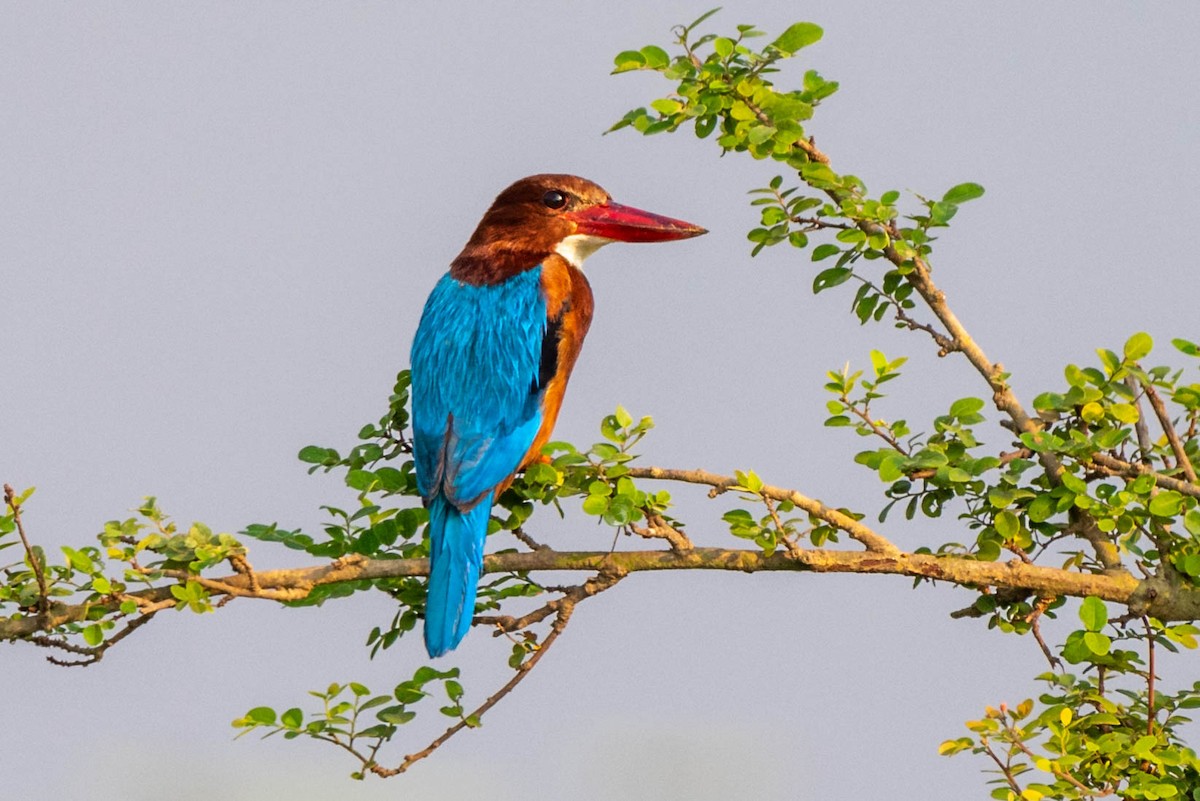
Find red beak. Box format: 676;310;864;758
566;202;707;243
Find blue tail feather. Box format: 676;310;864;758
424;493;492;658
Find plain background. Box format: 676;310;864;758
3;3;1199;798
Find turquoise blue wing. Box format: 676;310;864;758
410;267;547;509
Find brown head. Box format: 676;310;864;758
449;174;706;284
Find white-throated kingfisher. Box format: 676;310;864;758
410;174;706;657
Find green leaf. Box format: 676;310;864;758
929;201;958;225
1123;331;1153;361
686;8;722;32
376;705;416;725
812;266;853;293
82;623;103;647
1149;491;1183;518
694;115;717;139
1080;402;1104;423
1172;337;1200;357
581;495;609;516
770;22;823;55
941;183;985;205
298;446;338;465
281;708;303;728
650;98;682;115
811;243;841;261
612;50;645;72
245;706;277;726
1082;631;1110;655
948;397;984;418
1108;403;1139;424
878;453;906;483
639;45;670;69
994;510;1019;540
1079;596;1107;632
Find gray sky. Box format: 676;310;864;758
3;3;1199;799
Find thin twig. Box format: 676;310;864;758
1145;615;1156;736
626;465;899;555
1002;719;1095;794
1127;377;1154;465
783;136;1121;571
1090;453;1200;500
980;738;1023;794
761;496;802;559
510;526;549;551
1138;373;1198;484
4;484;49;620
627;513;693;554
840;389;909;455
33;611;158;667
374;571;624;776
1026;595;1062;671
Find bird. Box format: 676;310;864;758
410;174;706;657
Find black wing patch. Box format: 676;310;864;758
533;309;564;394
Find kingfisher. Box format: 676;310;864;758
410;174;706;657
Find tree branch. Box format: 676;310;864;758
625;466;899;555
1089;453;1200;500
4;484;49;620
11;538;1189;647
374;570;623;777
1137;373;1198;484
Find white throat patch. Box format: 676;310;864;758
554;234;614;269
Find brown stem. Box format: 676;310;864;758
1026;595;1062;671
760;495;802;559
34;611;158;667
841;390;909;455
1004;721;1095;795
628;513;693;554
510;526;548;551
1145;615;1156;736
4;540;1161;646
4;484;49;619
374;571;623;777
980;738;1023;794
626;466;899;554
1090;453;1200;500
778;136;1121;571
1138;373;1198;484
1127;377;1154;464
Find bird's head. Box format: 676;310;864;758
451;174;706;283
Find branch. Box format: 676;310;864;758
1137;373;1198;484
11;539;1188;650
374;571;623;777
625;466;899;555
792;140;1123;572
4;484;49;619
628;513;694;553
1089;453;1200;500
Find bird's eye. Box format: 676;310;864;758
542;190;569;210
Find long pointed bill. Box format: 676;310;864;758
566;202;707;243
